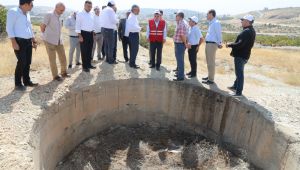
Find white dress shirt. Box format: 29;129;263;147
146;20;167;40
188;25;203;45
75;10;94;33
125;13;141;37
94;14;102;33
6;7;34;39
100;6;118;30
205;18;222;45
65;15;77;36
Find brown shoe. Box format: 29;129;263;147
53;76;63;81
61;73;71;78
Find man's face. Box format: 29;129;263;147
24;2;33;12
154;14;160;21
94;9;100;15
56;6;65;15
207;12;213;21
176;15;181;22
241;19;250;28
188;20;195;27
133;7;140;15
85;3;93;12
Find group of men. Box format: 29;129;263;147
6;0;256;97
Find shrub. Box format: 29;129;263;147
0;5;7;34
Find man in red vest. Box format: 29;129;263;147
146;10;167;71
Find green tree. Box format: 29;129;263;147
0;4;7;34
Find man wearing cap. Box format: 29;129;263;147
76;0;95;72
186;16;204;78
101;0;118;64
92;6;104;61
118;10;131;62
202;9;222;84
6;0;38;90
226;15;256;97
146;10;167;71
65;12;81;69
173;11;188;81
41;2;70;81
125;5;142;69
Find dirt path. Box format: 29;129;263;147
0;46;299;169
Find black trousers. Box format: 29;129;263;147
102;28;115;64
80;30;94;69
121;36;129;61
14;38;32;86
150;42;163;68
102;41;105;58
188;45;198;76
128;32;139;66
113;30;118;62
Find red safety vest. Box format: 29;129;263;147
149;19;166;42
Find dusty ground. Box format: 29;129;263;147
0;43;299;169
56;123;254;170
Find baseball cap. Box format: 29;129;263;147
154;10;161;15
241;14;254;22
189;16;199;23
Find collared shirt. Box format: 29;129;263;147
125;13;141;37
65;15;77;36
75;10;94;33
188;25;203;45
146;20;167;40
205;18;222;45
94;14;102;33
100;6;118;30
42;11;62;45
173;20;187;43
6;7;34;39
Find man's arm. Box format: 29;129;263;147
75;13;83;42
227;32;250;49
163;23;167;43
40;14;50;33
215;22;223;48
146;23;150;41
6;10;19;50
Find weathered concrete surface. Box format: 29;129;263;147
30;79;300;170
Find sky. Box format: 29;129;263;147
1;0;300;15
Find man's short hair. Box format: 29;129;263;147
208;9;216;17
85;0;92;5
131;4;139;12
19;0;33;5
176;12;184;19
159;9;163;15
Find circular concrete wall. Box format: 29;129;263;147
30;79;300;170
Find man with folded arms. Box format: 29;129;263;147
125;4;142;69
76;0;95;72
6;0;38;90
146;10;167;71
226;15;256;97
65;12;81;69
101;0;119;64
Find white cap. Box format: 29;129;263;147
154;10;161;15
241;14;254;22
188;16;199;23
108;0;116;5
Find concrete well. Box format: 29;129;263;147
30;79;300;170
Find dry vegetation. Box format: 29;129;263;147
1;27;300;86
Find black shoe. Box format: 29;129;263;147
149;65;155;68
15;85;26;91
202;80;214;84
24;82;39;87
231;93;242;97
68;65;72;69
227;86;236;91
89;65;96;69
202;77;209;81
53;76;63;81
188;74;196;78
76;62;81;66
83;68;90;73
61;73;71;78
125;58;129;62
186;72;192;76
173;78;184;81
113;61;118;64
173;68;178;72
174;74;178;77
130;65;140;69
156;67;160;71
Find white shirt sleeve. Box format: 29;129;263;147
6;10;17;38
75;13;81;33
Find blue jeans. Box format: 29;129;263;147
233;57;247;95
129;32;139;66
174;43;186;79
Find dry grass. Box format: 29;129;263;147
1;30;300;86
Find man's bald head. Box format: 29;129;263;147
55;2;65;15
